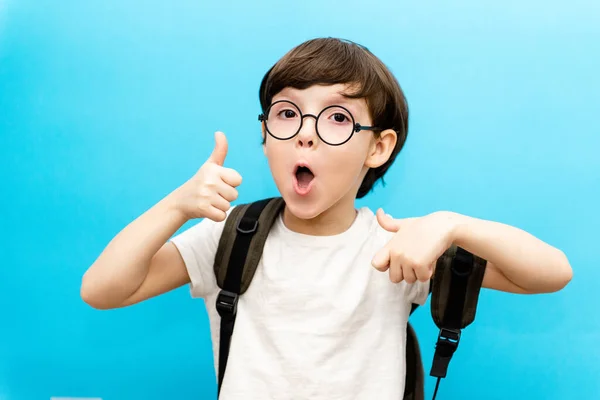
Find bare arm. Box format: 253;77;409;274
80;131;242;309
372;209;572;295
80;194;190;309
452;214;573;294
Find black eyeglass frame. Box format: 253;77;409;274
258;100;384;146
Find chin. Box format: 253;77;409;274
281;188;351;223
275;187;326;221
282;199;324;221
272;169;354;221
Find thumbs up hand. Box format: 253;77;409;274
173;131;243;222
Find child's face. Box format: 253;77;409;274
262;83;396;220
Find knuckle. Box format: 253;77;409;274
390;248;402;259
198;186;213;198
196;204;207;215
404;257;417;269
413;257;425;270
205;179;217;189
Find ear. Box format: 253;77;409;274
365;129;397;168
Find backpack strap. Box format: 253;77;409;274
213;196;285;397
428;245;487;398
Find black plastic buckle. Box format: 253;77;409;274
237;216;259;235
430;328;462;378
438;328;461;346
216;290;238;317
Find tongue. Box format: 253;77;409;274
297;171;314;188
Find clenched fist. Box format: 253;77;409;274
172;131;242;222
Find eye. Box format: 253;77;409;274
332;113;348;123
277;109;297;119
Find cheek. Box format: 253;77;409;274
265;139;287;160
322;143;370;180
264;140;291;175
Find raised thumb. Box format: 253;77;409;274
376;208;400;232
207;131;228;166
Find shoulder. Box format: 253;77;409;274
169;206;239;298
357;206;431;305
357;206;396;243
173;197;283;248
171;206;237;247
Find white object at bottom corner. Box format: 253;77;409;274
51;397;103;400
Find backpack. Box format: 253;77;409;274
213;197;487;399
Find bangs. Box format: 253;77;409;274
259;39;385;116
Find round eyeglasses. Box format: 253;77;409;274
258;100;383;146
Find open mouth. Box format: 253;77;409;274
295;166;314;188
294;165;315;195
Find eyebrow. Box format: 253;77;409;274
326;93;363;116
273;91;365;118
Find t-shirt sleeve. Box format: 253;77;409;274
170;209;233;299
404;279;431;306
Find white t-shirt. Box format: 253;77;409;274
170;205;430;400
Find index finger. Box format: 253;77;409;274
372;246;391;271
220;167;243;187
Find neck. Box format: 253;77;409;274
282;197;358;236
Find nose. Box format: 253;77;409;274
296;114;319;149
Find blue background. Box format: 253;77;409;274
1;0;598;399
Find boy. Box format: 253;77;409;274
80;38;573;399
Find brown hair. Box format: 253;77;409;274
258;37;409;198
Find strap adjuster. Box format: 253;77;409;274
438;328;461;346
216;290;238;317
237;216;259;234
430;328;462;378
